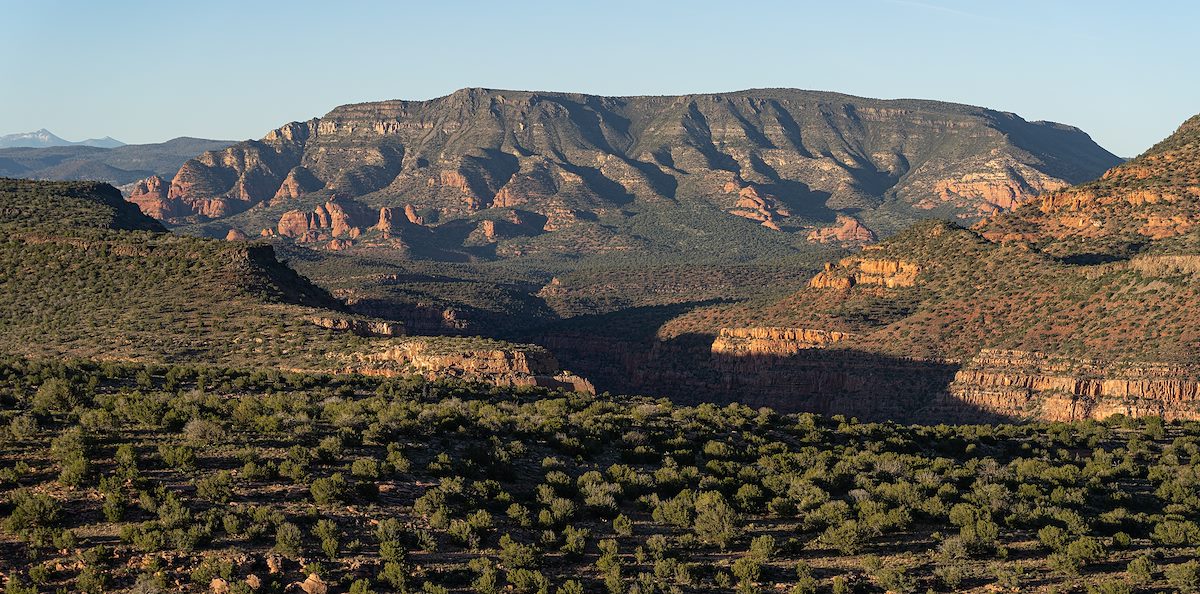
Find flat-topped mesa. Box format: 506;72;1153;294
946;349;1200;422
137;89;1119;255
341;338;596;394
808;256;922;289
712;327;853;357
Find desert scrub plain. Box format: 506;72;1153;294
1;359;1199;593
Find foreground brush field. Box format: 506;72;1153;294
2;359;1200;594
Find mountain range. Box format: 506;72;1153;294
0;128;124;149
0;136;234;187
130;88;1120;262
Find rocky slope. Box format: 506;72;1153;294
982;113;1200;258
135;88;1118;260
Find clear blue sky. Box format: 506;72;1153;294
1;0;1195;157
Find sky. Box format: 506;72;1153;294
1;0;1196;157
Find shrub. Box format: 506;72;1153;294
183;419;226;445
275;522;302;556
1152;519;1200;546
5;490;61;540
499;534;539;569
1127;555;1156;586
1167;560;1200;593
507;568;550;594
612;514;633;537
310;473;349;504
693;491;738;548
196;471;234;504
315;519;340;559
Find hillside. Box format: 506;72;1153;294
0;137;234;186
0;178;166;232
982;114;1200;260
568;114;1200;422
133;88;1118;262
0;179;588;389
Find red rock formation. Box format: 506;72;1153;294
224;228;248;241
341;338;595;394
277;199;373;242
310;315;404;337
127;175;174;219
478;220;498;242
493;186;523;208
725;184;793;229
711;327;853;357
806;215;876;244
927;169;1067;214
403;204;423;225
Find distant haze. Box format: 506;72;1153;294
1;0;1196;157
0;129;123;149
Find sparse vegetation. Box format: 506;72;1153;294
0;358;1198;592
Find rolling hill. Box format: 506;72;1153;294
0;137;234;186
0;178;588;390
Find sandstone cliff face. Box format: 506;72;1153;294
710;327;853;356
944;349;1200;422
127;175;172;219
309;315;404;337
276;199;375;242
272;166;324;203
342;338;595;394
143;89;1117;257
808;255;921;289
155;121;312;222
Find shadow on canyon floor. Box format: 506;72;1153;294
543;329;1016;424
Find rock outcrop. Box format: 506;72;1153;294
806;215;876;244
272;166;324;203
342;338;595;394
943;349;1200;422
277;199;375;242
127;175;172;219
808;255;921;289
982;113;1200;251
711;327;853;356
310;315;404;337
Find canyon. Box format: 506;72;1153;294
29;95;1200;425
